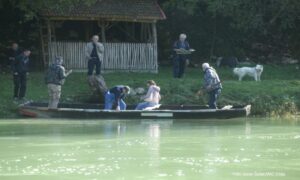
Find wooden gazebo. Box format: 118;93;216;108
39;0;166;72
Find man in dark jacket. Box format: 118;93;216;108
2;43;22;72
104;85;130;111
45;56;72;109
12;49;31;100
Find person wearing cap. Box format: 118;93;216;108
172;33;190;78
104;85;130;111
135;80;161;110
45;56;72;109
201;63;222;109
85;35;104;76
12;49;31;101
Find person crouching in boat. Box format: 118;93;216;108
135;80;161;110
104;85;130;111
200;63;222;109
45;56;72;109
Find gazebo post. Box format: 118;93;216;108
151;22;157;44
101;25;106;43
152;22;158;73
97;20;107;43
47;20;52;44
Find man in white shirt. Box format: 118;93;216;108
85;35;104;76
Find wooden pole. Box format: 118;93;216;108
101;25;106;43
151;22;158;73
152;22;157;44
97;20;106;43
46;20;52;65
39;24;46;67
47;20;52;44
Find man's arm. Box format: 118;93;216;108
85;43;91;59
65;69;73;77
98;43;104;53
12;55;19;74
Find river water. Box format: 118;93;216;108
0;118;299;180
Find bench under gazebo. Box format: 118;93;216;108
39;0;166;73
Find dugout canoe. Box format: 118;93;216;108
19;102;251;119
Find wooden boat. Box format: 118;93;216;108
19;102;251;119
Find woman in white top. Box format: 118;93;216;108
135;80;161;110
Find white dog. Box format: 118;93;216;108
233;65;263;81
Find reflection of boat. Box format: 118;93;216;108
19;102;251;119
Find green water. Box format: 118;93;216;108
0;118;299;180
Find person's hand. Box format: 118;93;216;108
14;72;18;75
66;69;73;76
116;106;120;111
196;90;203;96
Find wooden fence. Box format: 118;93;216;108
48;42;158;73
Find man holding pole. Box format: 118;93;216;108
45;56;72;109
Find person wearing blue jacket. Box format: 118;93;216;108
12;49;31;101
104;85;130;111
202;63;222;109
172;33;190;78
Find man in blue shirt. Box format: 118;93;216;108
104;85;130;111
172;33;190;78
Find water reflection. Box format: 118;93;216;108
0;119;299;180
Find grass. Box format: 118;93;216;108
1;64;300;118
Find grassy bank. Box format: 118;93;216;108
1;65;300;118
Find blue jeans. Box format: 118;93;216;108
104;91;126;110
135;102;158;110
208;88;221;109
173;55;186;78
88;58;101;75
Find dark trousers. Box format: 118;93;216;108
173;56;186;78
208;88;221;109
88;58;101;76
13;73;27;99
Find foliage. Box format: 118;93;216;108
1;0;300;66
158;0;300;62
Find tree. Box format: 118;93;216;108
158;0;300;62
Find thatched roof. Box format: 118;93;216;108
41;0;166;22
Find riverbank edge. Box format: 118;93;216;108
1;66;299;118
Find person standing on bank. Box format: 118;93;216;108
201;63;222;109
85;35;104;76
45;56;72;109
172;33;190;78
12;49;31;101
7;43;22;70
135;80;161;110
104;85;130;111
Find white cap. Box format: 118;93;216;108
202;63;210;71
202;63;210;69
179;33;187;39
